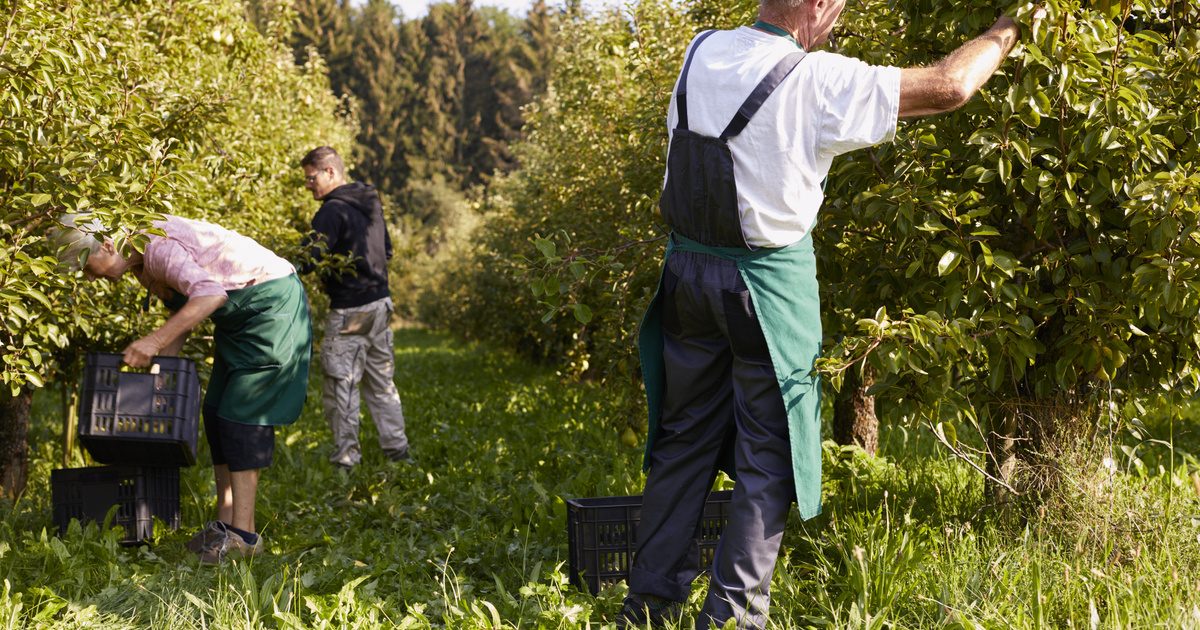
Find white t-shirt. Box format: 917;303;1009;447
665;27;901;248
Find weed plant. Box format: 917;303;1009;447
0;329;1197;628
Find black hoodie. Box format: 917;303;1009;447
301;182;393;309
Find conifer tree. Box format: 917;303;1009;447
348;0;417;194
408;0;477;187
521;0;557;96
292;0;354;95
463;8;531;184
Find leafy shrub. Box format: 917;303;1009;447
0;0;355;395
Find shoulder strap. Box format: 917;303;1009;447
720;50;807;140
674;30;717;132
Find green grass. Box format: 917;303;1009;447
1;328;1198;628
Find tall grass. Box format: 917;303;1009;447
0;328;1197;628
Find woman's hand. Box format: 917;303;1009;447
122;294;227;367
123;335;164;368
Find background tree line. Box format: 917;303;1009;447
257;0;561;316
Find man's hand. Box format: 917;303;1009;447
124;334;165;368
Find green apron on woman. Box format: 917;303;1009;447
168;274;312;426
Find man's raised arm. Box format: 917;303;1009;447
899;16;1023;118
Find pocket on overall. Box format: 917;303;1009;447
722;288;772;363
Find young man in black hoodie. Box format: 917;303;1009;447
300;146;411;468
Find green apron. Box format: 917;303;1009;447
167;274;312;426
639;233;824;519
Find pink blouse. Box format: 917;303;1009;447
136;215;294;301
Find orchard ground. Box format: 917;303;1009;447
1;328;1198;628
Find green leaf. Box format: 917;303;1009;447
937;251;961;277
1018;107;1041;128
936;421;958;447
1010;138;1032;165
8;303;29;321
25;289;51;310
533;238;556;260
572;303;593;324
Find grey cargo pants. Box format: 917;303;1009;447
321;297;409;466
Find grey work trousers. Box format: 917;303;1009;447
321;297;409;466
630;251;795;630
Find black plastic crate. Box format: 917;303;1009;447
51;465;180;545
566;490;733;595
78;352;200;466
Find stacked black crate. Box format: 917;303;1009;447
51;353;199;545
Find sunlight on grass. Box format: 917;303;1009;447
1;329;1198;628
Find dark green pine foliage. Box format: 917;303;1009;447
347;0;419;194
521;0;557;96
408;0;480;188
281;0;561;196
463;8;534;184
292;0;354;94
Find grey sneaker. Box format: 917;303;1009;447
185;521;228;554
199;531;263;566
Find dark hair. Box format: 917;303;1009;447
301;146;345;174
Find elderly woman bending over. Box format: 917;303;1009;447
56;213;312;565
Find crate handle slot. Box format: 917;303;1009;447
118;363;162;375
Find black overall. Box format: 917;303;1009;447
630;30;810;630
659;29;806;248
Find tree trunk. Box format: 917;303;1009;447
986;410;1020;510
985;395;1093;511
0;387;32;500
833;367;878;455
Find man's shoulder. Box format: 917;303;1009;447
319;197;356;211
314;198;355;220
801;50;864;71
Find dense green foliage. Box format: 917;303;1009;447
0;0;354;396
286;0;555;194
421;0;690;387
819;0;1200;453
1;329;1197;627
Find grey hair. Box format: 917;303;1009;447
51;213;106;270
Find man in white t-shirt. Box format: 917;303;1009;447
626;1;1032;628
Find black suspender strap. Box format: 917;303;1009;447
720;51;807;140
674;30;717;132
